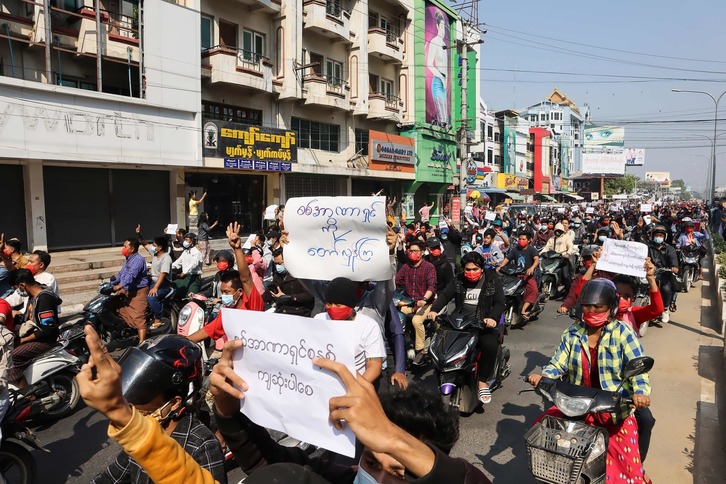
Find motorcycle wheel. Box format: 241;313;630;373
682;268;691;294
44;371;81;420
0;441;36;484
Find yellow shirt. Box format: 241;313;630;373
189;199;199;216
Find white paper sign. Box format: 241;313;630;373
165;223;178;234
242;233;255;250
557;208;565;214
484;211;496;221
643;215;652;225
586;207;595;214
264;205;279;221
640;204;652;213
284;196;393;281
222;309;357;457
439;220;448;230
596;239;648;278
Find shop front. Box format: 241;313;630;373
352;130;416;203
0;164;27;245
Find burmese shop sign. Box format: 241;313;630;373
203;121;297;171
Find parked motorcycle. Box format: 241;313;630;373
523;356;654;484
429;312;510;414
538;251;568;301
499;266;545;330
678;245;701;293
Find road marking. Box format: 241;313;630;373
702;280;710;287
702;298;712;307
701;376;716;404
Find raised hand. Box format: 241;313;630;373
209;339;248;417
227;222;242;250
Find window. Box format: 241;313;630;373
355;128;369;156
203;101;262;126
369;12;379;29
369;74;379;93
292;117;340;152
310;53;324;76
242;30;265;62
494;132;500;142
487;125;493;139
219;20;238;49
56;75;96;91
326;59;343;85
495;154;501;166
380;78;394;97
200;15;213;50
487;149;493;164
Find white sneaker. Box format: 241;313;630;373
639;321;649;337
661;310;670;323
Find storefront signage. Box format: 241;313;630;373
204;121;297;163
497;173;528;191
431;144;450;162
369;130;415;173
224;159;292;172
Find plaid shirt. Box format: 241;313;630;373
542;319;650;422
92;413;226;484
395;260;437;301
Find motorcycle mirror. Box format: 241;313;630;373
623;356;654;379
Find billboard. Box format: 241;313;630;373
203;121;297;164
581;151;626;175
645;172;671;187
625;148;645;166
584;125;625;147
425;4;451;127
503;126;516;174
368;130;415;173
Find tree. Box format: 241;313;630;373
671;179;686;189
604;174;639;195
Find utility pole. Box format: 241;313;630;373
458;31;469;230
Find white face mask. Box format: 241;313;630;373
353;465;380;484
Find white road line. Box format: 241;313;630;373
702;376;716;404
702;298;712;307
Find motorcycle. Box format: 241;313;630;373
176;293;223;361
392;291;435;367
499;266;545;330
429;312;510;414
523;356;654;484
678;245;701;292
538;251;568;301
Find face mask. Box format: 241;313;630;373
582;310;610;328
275;264;287;274
182;241;191;249
15;288;28;298
221;292;239;307
440;234;448;240
244;255;253;265
408;252;421;262
583;260;592;269
653;236;664;244
464;270;482;282
216;261;229;272
539;226;547;232
2;248;11;257
518;240;528;248
137;399;175;426
266;240;274;247
548;225;554;230
573;224;581;228
598;235;608;243
27;264;38;276
430;248;442;257
685;227;694;234
149;246;157;255
353;465;378;484
121;247;131;257
326;305;354;321
618;298;632;314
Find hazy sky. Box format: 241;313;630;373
475;1;726;193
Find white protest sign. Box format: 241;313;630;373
586;207;595;214
439;219;448;230
165;223;178;234
643;215;652;224
596;239;648;278
264;204;279;221
242;233;255;250
284;196;393;281
223;309;357;457
557;208;565;214
640;203;652;213
485;211;496;221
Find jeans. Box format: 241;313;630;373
147;284;173;319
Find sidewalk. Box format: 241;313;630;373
644;255;725;483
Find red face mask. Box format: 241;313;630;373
464;270;482;282
406;230;414;236
517;240;528;248
2;248;11;257
408;252;421;262
584;260;593;269
27;264;38;276
430;248;442;257
121;247;131;258
217;261;229;272
685;227;694;234
582;311;610;328
617;298;631;315
244;255;253;265
326;306;354;321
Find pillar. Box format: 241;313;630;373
24;160;48;251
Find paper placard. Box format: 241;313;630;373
242;233;255;250
223;310;357;457
586;207;595;214
439;220;448;230
165;223;178;234
643;215;652;225
264;204;279;221
640;204;652;213
284;196;393;281
557;208;565;214
596;239;648;278
484;211;496;221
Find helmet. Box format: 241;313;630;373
578;279;619;312
119;335;203;405
652;225;668;236
185;232;198;243
683;220;694;228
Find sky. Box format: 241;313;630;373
473;0;726;193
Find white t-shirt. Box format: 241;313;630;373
315;311;386;375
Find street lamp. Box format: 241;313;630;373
672;88;726;202
684;132;726;200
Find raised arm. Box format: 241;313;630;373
226;223;255;297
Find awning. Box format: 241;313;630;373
539;195;557;202
482;188;508;194
507;193;525;201
564;193;585;201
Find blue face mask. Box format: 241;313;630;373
221;293;237;307
653;236;664;244
275;264;286;274
149;245;158;255
353;465;379;484
182;241;191;249
440;234;448;240
598;235;608;243
16;288;28;298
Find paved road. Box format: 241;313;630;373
25;291;670;483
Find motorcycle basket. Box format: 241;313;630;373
524;416;606;484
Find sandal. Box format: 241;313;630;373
150;319;164;329
478;386;492;404
520;312;531;322
669;303;677;313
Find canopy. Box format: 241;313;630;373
507;193;525;201
564;193;585;201
540;195;557;202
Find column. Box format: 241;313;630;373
23;160;48;251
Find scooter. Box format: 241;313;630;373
429;312;510;414
678;245;701;293
523;356;654;484
176;293;223;361
499;266;545;330
538;251;568;301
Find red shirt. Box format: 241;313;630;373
0;299;12;332
204;287;264;340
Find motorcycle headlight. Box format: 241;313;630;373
443;336;477;371
554;393;592;417
585;431;607;463
178;305;193;328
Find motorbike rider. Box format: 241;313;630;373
114;237;151;344
676;220;708;280
427;252;505;404
262;248;315;316
436;221;463;273
92;334;226;484
496;230;539;322
425;237;454;294
172;232;204;296
539;223;574;295
648;225;679;322
557;245;605;314
476;229;505;269
534;218;553;247
146;236;174;330
528;279;652;484
200;249;236;302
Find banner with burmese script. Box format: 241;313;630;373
202;121;297;170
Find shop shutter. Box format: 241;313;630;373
111;169;170;246
0;165;27;245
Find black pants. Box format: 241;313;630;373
561;262;572;294
635;407;655;461
658;273;675;308
477;327;500;383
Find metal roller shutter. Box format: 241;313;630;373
0;165;27;245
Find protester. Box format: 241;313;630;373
197;212;219;266
113;238;151;344
146;236;173;329
172;232;204;296
262;248;315;316
425;237;454;294
497;230;539;321
188;190;208;231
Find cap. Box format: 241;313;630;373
214;250;234;262
324;277;357;308
426;237;441;248
243;463;331;484
440;227;449;234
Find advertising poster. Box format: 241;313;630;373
503;127;516;174
625;148;645;166
584;125;625;147
368;130;415;173
644;172;671;187
425;4;451;127
581;151;626;175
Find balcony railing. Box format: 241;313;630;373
326;0;342;18
326;76;345;95
237;49;267;71
371;91;400;109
